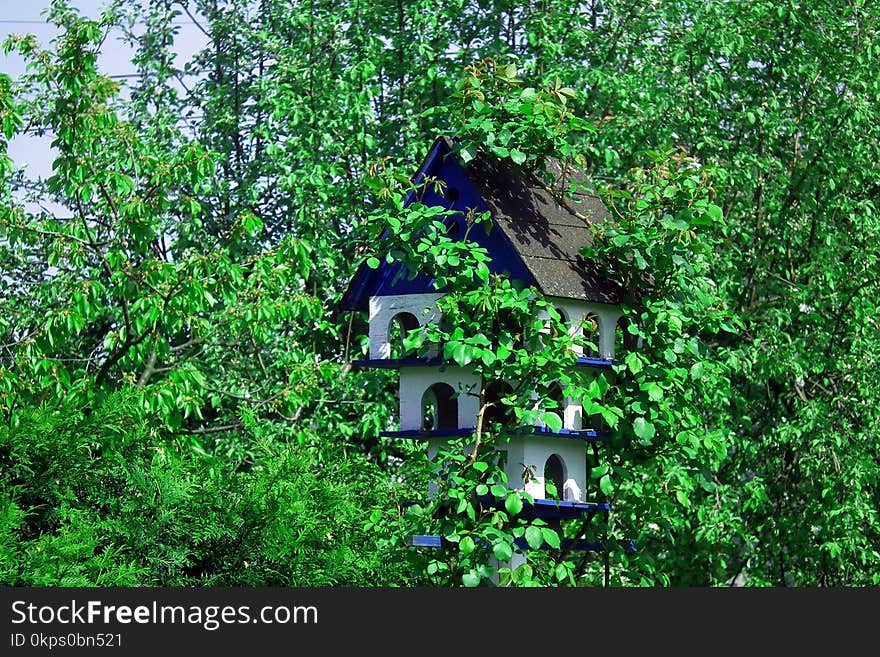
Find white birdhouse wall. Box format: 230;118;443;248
399;366;480;431
368;293;443;360
542;297;622;361
504;436;588;503
369;293;620;506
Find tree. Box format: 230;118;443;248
553;0;880;586
3;0;879;587
0;1;421;586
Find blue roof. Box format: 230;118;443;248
340;136;620;311
341;137;533;311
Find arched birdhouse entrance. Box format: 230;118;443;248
496;309;525;351
544;454;566;500
421;382;457;431
546;381;566;427
537;306;570;351
483;380;515;428
583;312;600;357
615;314;640;354
388;312;420;359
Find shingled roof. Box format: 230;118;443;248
465;152;621;304
341;136;621;312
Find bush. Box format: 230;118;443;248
0;388;423;586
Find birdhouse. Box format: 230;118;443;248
342;136;625;553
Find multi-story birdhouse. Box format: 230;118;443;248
342;136;624;547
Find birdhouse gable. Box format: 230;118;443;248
340;136;622;314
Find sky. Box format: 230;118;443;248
1;0;208;180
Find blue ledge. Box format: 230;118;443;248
575;357;614;368
473;496;610;520
406;535;444;549
522;498;611;520
350;358;446;369
406;535;602;551
417;498;610;523
380;427;608;442
523;426;607;441
406;535;636;553
352;356;615;370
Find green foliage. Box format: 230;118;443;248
2;0;879;587
424;57;593;170
583;150;743;585
0;389;420;586
567;0;880;586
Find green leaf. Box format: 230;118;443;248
625;352;643;375
525;525;543;550
490;484;507;498
462;570;481;587
599;475;614;496
542;411;563;432
242;212;263;235
459;144;477;163
460;536;475;555
554;563;569;582
643;382;663;402
366;256;380;269
705;204;723;224
541;527;561;549
505;493;523;516
690;362;705;380
449;342;473;366
493;540;513;561
633;417;655;442
510;149;527;165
